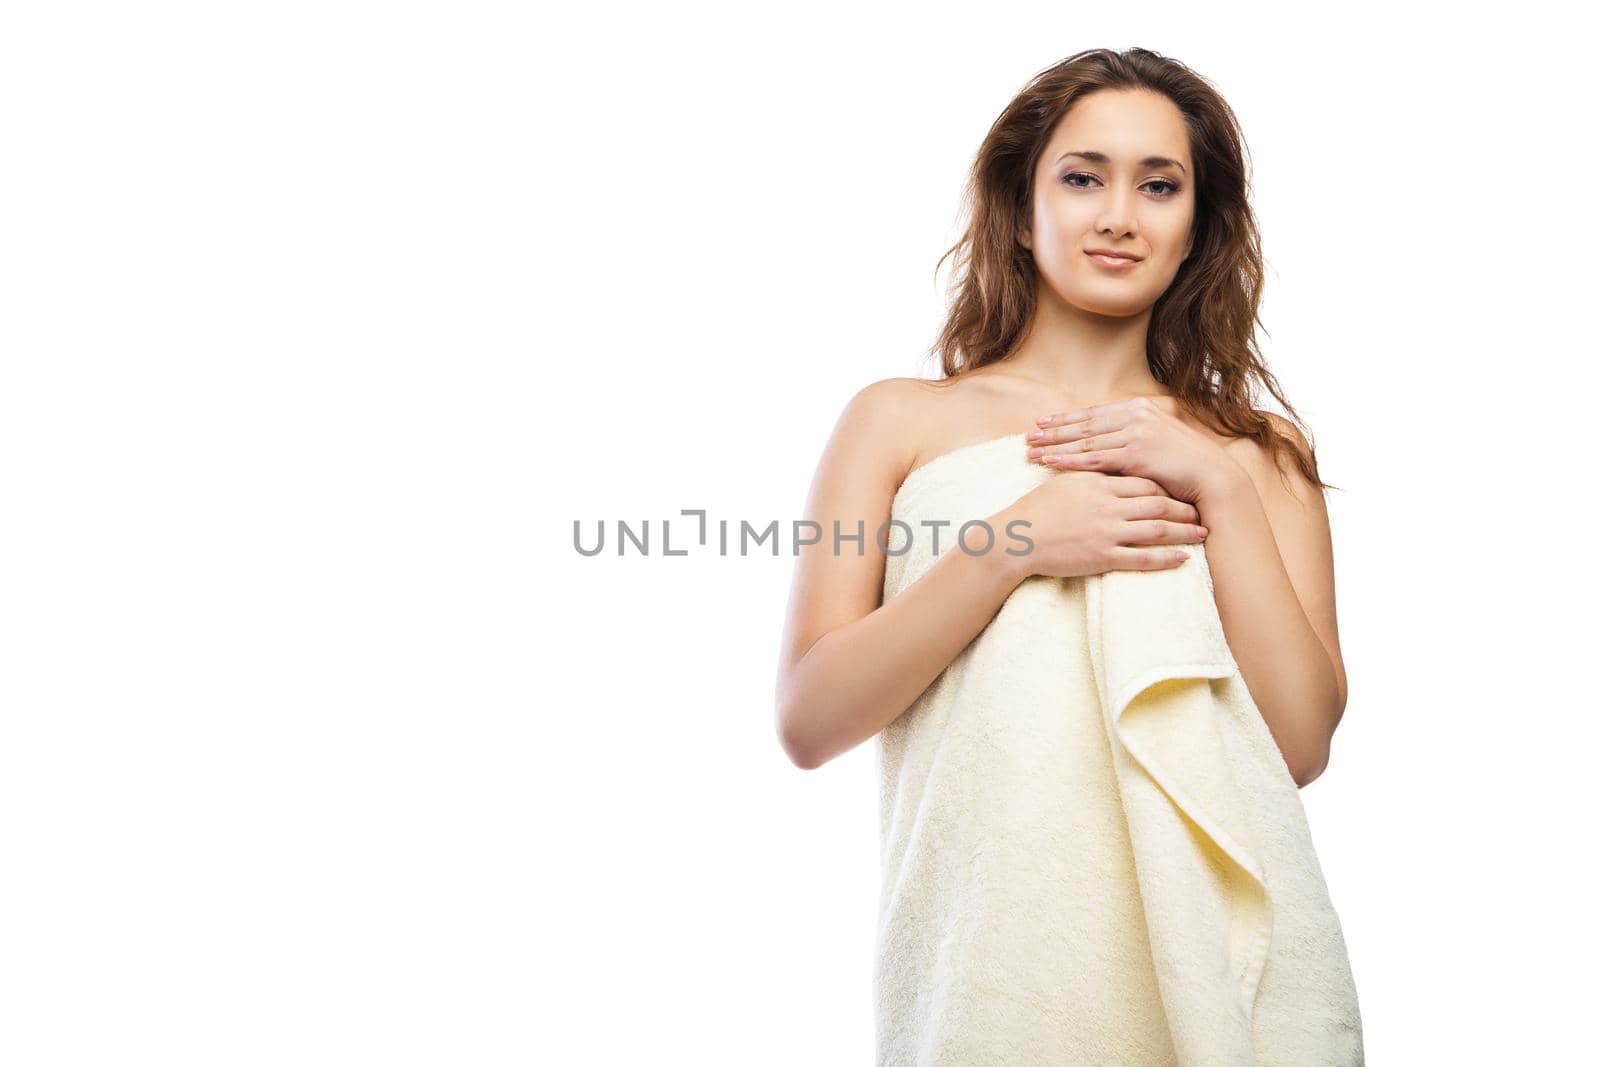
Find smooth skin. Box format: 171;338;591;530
776;88;1346;785
773;378;1206;774
1027;396;1349;786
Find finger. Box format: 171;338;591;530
1035;413;1109;447
1030;415;1091;445
1146;496;1203;524
1117;519;1208;546
1039;428;1131;463
1043;442;1129;469
1109;545;1192;571
1165;501;1202;525
1118;495;1199;524
1036;407;1096;428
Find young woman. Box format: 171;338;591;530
776;48;1363;1066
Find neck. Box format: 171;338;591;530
996;293;1169;402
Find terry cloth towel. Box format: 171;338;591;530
874;431;1363;1066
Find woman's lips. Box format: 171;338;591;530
1086;252;1139;269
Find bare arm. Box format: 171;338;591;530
1201;414;1348;787
775;381;1026;770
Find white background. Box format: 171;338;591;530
3;3;1596;1064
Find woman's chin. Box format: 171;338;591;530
1061;292;1152;318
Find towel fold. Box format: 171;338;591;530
874;431;1363;1066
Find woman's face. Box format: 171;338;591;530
1021;88;1197;318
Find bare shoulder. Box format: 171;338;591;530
1252;410;1313;456
844;375;933;416
1232;411;1318;494
831;376;941;482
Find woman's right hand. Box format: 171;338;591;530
997;469;1208;581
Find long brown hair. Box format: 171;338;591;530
930;47;1338;494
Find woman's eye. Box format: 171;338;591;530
1061;172;1180;197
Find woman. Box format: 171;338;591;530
776;48;1363;1065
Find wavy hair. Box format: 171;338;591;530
929;47;1337;493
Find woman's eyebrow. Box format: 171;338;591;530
1055;150;1187;175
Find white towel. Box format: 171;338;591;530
874;431;1363;1066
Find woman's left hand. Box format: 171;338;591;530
1026;396;1236;506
